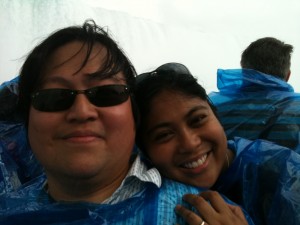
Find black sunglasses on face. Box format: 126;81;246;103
31;85;130;112
137;62;191;84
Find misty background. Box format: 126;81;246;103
1;0;299;93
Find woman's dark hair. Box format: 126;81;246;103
18;19;138;124
135;63;217;151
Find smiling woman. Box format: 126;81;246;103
136;63;228;189
140;89;227;188
135;62;300;225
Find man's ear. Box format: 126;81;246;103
286;70;291;82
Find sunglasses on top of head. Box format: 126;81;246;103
31;84;130;112
136;62;191;84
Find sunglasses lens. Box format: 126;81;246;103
88;85;130;107
31;89;74;112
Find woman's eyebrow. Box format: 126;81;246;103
185;105;208;119
87;71;126;82
146;122;171;136
40;76;71;87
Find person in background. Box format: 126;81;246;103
135;62;300;225
0;21;253;225
209;37;300;152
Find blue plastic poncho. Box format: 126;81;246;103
209;69;300;152
0;174;255;225
0;121;43;195
0;77;20;122
214;137;300;225
0;78;43;194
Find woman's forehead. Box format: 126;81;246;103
45;41;107;71
149;90;209;113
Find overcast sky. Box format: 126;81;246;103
1;0;300;92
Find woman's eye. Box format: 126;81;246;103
153;131;173;142
190;115;206;127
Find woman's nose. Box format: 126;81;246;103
178;128;201;153
65;94;98;122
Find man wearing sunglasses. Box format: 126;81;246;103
0;20;250;225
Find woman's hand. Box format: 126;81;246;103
175;191;249;225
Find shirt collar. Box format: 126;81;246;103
123;154;161;187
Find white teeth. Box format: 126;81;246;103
183;154;207;169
